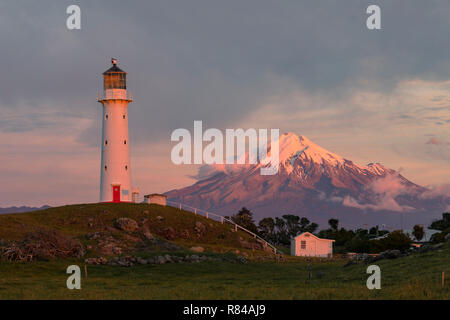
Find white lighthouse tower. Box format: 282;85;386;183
98;59;133;202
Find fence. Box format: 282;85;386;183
166;200;279;255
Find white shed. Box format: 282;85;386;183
291;232;335;257
144;194;167;206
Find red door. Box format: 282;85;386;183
113;185;120;202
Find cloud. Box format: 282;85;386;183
425;137;450;146
342;174;415;212
419;184;450;199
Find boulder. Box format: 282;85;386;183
236;256;248;264
445;233;450;242
139;225;154;240
114;218;139;232
136;257;148;265
85;257;108;265
379;249;402;259
190;246;205;253
162;227;177;240
85;232;102;240
194;221;206;237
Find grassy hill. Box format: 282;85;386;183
0;203;448;299
0;203;272;258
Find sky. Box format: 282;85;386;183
0;0;450;207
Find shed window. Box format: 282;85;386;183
105;140;108;145
124;140;127;145
123;115;126;119
105;114;108;120
301;240;306;249
125;165;128;170
104;165;107;171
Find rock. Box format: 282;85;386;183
180;229;190;239
139;225;154;240
157;255;166;264
143;231;154;240
156;216;164;221
236;256;248;264
114;218;139;232
445;233;450;242
239;240;263;251
162;227;177;240
379;249;402;259
112;246;122;255
85;232;102;240
136;257;148;265
190;246;205;253
85;257;108;265
194;221;206;237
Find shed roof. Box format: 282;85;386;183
293;232;335;242
144;193;167;198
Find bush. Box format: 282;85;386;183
372;230;411;253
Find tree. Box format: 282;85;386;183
412;225;425;242
274;217;289;245
258;217;275;240
328;218;339;231
429;212;450;231
282;214;301;238
373;230;411;252
230;207;258;233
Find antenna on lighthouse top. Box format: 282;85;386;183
111;58;117;66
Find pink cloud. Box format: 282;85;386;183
342;174;415;212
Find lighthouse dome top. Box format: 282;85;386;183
103;58;127;90
103;58;126;75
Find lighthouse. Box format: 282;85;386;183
98;59;133;202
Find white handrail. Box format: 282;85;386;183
166;200;279;255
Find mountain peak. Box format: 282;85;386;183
278;132;344;168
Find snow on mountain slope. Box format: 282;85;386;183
165;132;447;228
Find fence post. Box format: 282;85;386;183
179;204;181;210
194;209;197;215
234;224;237;232
206;212;209;219
221;217;223;224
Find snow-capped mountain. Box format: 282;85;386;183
165;133;448;228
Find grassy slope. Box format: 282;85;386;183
0;203;449;299
0;203;267;256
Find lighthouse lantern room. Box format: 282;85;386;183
98;59;134;202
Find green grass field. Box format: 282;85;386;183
0;203;448;299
